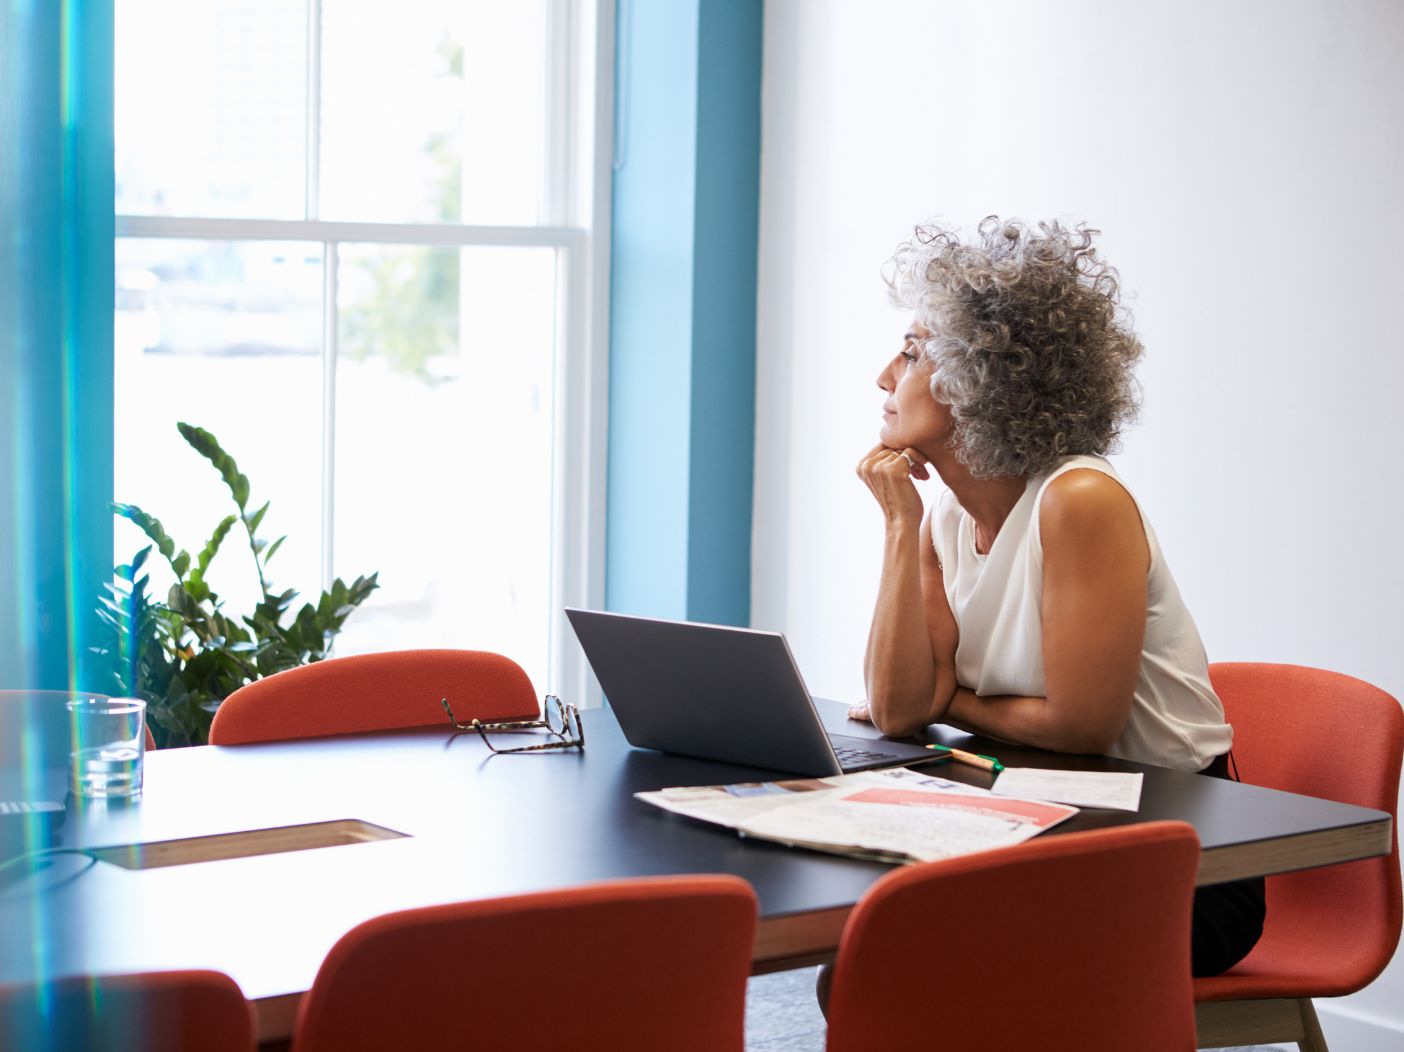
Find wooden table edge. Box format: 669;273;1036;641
1197;816;1392;885
255;992;300;1044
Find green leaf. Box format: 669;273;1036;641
339;575;379;613
187;513;238;602
246;500;270;535
112;503;190;578
177;422;252;512
293;603;325;654
147;704;184;743
167;582;199;616
263;535;287;564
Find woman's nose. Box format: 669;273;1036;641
877;357;897;392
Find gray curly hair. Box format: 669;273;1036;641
885;216;1144;479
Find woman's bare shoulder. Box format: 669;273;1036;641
1038;468;1142;538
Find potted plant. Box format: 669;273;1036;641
96;423;378;746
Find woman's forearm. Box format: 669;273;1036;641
945;687;1123;754
864;520;942;736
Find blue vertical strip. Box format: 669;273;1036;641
67;0;116;693
0;4;113;1037
62;0;116;693
1;2;42;687
0;0;115;691
606;0;762;626
605;0;701;619
687;0;761;627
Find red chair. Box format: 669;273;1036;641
1194;663;1403;1051
0;969;254;1051
291;875;757;1052
824;822;1201;1052
208;649;539;745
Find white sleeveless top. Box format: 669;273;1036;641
932;454;1231;772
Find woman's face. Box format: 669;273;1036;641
877;321;953;452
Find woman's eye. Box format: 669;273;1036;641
900;350;918;363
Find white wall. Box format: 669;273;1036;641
752;0;1404;1043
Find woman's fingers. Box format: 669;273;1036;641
898;448;930;481
857;446;929;485
847;701;872;723
856;443;890;477
856;446;926;524
857;445;927;471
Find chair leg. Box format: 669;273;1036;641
1297;998;1329;1052
815;962;833;1019
1195;998;1303;1048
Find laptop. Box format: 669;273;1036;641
564;608;940;777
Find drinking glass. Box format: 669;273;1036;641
66;697;146;798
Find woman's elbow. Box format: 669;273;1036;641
1050;711;1127;755
1064;728;1122;755
870;707;930;740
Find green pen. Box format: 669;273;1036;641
925;744;1005;774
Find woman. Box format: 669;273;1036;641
852;217;1263;977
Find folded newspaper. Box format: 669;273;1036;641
635;767;1078;864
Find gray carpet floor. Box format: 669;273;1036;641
744;967;1293;1052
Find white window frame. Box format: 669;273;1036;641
114;0;614;708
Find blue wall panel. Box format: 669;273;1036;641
607;0;762;627
687;0;761;627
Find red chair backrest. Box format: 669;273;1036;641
1209;661;1403;989
824;822;1200;1052
208;649;539;745
292;875;758;1052
0;969;253;1052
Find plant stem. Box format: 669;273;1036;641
243;521;270;601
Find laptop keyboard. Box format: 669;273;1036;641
833;743;893;766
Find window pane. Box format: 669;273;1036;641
116;1;307;219
319;0;548;225
332;245;557;692
114;239;324;620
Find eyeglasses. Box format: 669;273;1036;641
440;694;584;754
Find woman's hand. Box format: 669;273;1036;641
847;701;872;723
856;443;930;526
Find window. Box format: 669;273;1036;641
114;0;611;704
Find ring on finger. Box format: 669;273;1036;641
899;452;918;471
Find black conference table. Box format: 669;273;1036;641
0;700;1392;1044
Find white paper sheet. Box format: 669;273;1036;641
991;767;1143;812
